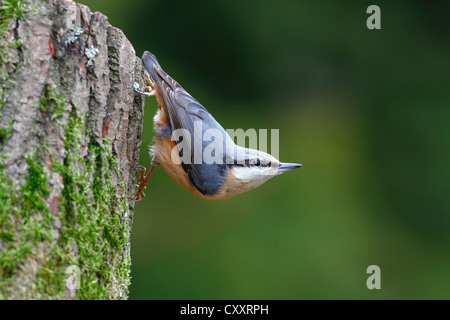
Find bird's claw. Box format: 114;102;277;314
134;71;156;97
133;82;156;97
133;164;155;202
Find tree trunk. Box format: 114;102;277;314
0;0;145;299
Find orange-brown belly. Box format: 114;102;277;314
150;136;240;200
150;136;203;197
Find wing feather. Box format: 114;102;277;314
143;54;228;196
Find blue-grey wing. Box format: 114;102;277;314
142;52;229;196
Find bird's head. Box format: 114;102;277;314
224;147;302;195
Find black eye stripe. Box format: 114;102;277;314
228;158;271;167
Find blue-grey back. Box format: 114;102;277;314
142;51;233;196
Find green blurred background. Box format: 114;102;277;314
80;0;449;299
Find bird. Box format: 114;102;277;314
134;51;302;201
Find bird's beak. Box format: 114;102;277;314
278;162;302;173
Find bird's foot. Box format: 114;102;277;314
134;71;156;96
133;164;155;202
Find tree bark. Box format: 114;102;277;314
0;0;145;299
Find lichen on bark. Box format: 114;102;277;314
0;0;145;299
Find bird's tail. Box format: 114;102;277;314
142;51;161;82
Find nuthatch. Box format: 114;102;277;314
134;51;302;201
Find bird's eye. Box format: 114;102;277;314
253;158;261;167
